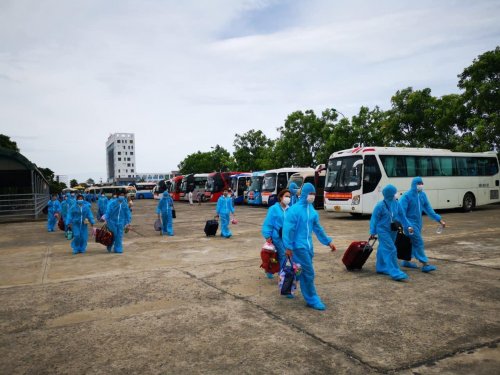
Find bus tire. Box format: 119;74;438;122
138;194;144;199
462;192;475;212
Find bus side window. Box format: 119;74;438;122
466;158;478;176
363;155;382;194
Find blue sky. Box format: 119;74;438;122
1;0;499;182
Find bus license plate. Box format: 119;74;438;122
334;206;341;212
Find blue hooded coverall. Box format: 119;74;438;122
283;183;332;308
216;194;234;238
47;197;62;232
370;184;412;281
289;182;299;206
399;177;441;266
156;192;174;236
67;200;95;254
104;196;131;253
61;194;71;230
97;195;109;219
261;201;288;270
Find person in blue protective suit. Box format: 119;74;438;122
369;184;414;281
67;195;95;254
60;193;72;231
156;191;174;236
97;193;108;220
47;194;62;232
399;177;446;272
104;191;132;253
216;188;235;238
261;189;291;279
283;183;336;310
288;182;299;206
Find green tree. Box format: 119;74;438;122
177;145;235;174
320;106;387;162
209;145;235;172
178;151;216;174
274;109;338;167
86;178;95;185
0;134;19;152
70;179;78;188
233;130;274;171
381;87;463;149
458;46;500;151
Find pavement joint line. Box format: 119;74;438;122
426;256;500;270
38;246;51;285
389;337;500;373
177;268;383;374
181;262;500;374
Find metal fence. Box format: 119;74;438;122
0;193;49;222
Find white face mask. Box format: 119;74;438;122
307;194;315;204
417;185;423;192
282;197;291;205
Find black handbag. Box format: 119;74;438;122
172;209;176;219
396;232;412;260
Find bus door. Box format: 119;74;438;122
361;155;382;212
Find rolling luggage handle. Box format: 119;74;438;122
366;236;377;249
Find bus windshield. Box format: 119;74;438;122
249;176;263;191
262;174;277;192
325;156;363;192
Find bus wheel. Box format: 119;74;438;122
138;194;144;199
462;193;475;212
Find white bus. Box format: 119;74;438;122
287;166;326;208
135;182;156;199
261;167;314;206
324;146;500;215
85;186;136;199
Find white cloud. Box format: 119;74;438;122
0;0;499;181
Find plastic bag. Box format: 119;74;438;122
279;257;298;296
154;219;161;231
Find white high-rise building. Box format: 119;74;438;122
106;133;136;184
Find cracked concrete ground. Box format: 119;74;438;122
0;200;499;374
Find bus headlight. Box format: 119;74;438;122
352;195;360;205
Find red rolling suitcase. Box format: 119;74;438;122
342;238;377;271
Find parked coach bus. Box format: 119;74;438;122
180;173;209;202
204;172;242;203
153;180;172;199
287;166;326;208
324;146;500;215
230;173;251;204
169;175;184;201
261;168;313;206
135;182;156;199
246;171;266;206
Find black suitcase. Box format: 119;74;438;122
395;232;412;261
204;219;218;236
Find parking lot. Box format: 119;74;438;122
0;200;499;374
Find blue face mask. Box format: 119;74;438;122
77;200;84;205
118;196;125;202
